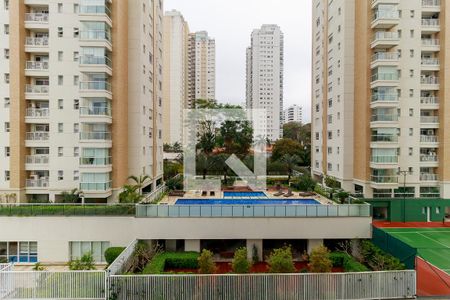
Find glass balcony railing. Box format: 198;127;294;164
371;156;398;163
26;178;49;188
26;155;49;164
422;39;440;46
80;81;112;92
80;5;111;17
25;61;49;70
80;157;112;166
371;73;398;82
420;173;438;181
422;0;440;7
371;175;398;184
79;132;112;140
80;30;111;43
420;116;439;123
420;155;438;162
420;135;438;143
80;181;112;191
371;52;399;62
421;19;440;27
26;108;49;118
80;56;112;68
421;96;439;104
79;107;111;117
25;13;49;23
421;77;439;84
25;37;49;47
26;84;49;94
421;58;440;66
371;135;398;142
371;93;398;102
26;132;49;141
372;31;400;42
371;114;398;122
373;10;400;22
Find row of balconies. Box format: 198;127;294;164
25;81;111;95
370;173;439;183
370;155;438;163
25;178;112;191
24;107;112;118
25;131;111;141
24;56;112;71
370;115;439;124
24;4;111;24
25;155;112;166
370;135;438;144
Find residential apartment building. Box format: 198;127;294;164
284;104;303;124
246;24;284;141
187;31;216;107
312;0;447;199
162;10;189;145
0;0;164;203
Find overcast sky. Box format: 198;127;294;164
165;0;312;122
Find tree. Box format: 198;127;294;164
336;191;349;204
61;188;80;203
279;154;301;182
166;175;183;191
232;247;252;273
308;246;333;273
68;252;96;270
296;175;317;192
128;175;151;196
195;99;218;109
271;139;303;162
283;122;303;141
324;176;341;189
197;120;216;155
119;185;142;203
267;246;296;273
198;249;216;274
196;153;216;179
218;120;253;156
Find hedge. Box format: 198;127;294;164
329;252;368;272
142;252;200;274
104;247;126;265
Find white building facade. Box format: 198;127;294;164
284;104;303;124
246;24;284;141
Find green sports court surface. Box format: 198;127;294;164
382;227;450;274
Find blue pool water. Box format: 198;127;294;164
223;191;267;198
175;198;320;205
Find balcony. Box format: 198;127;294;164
25;37;49;52
26;155;49;165
421;58;440;71
25;61;49;71
420;116;439;126
371;175;398;184
80;5;111;18
371;73;399;88
422;0;441;12
421;96;439;107
420;154;438;162
80;156;112;166
26;178;49;188
80;81;111;92
371;32;399;48
79;132;112;141
372;0;399;8
421;76;439;90
371;52;399;68
80;30;112;50
80;56;112;68
25;84;48;94
420;135;438;143
80;181;112;192
371;156;398;164
420;173;438;181
80;106;111;117
24;13;49;29
372;10;399;29
421;39;440;51
421;19;440;33
371;135;398;143
26;132;49;141
25;108;49;118
371;114;398;122
371;93;398;108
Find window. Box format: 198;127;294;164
4;97;9;108
74;123;79;133
4;48;9;59
4;24;9;35
0;241;37;263
58;123;63;133
58;170;64;181
58;27;63;37
409;89;414;97
69;241;110;263
4;0;9;10
57;3;63;13
73;3;79;13
73;52;79;62
4;170;10;181
73;75;79;86
4;122;9;132
410;30;414;38
5;147;9;157
58;147;63;157
58;99;64;109
73;170;79;181
73;27;79;38
58;51;63;61
409;109;414;117
73;99;79;109
74;147;79;157
4;73;9;84
410;49;414;58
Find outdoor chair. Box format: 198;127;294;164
284;189;294;197
201;191;207;197
273;190;285;196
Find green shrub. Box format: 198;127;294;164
232;247;251;273
68;252;95;270
198;249;216;274
267;246;295;273
329;252;368;272
359;240;405;271
142;252;199;274
308;246;332;273
104;247;126;265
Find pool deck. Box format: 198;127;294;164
161;191;335;205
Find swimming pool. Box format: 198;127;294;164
223;191;267;198
175;198;320;205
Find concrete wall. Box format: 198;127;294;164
0;216;371;263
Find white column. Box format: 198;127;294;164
246;239;263;261
307;239;324;254
184;239;200;252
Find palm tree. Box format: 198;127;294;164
119;185;142;203
280;154;301;182
128;175;152;196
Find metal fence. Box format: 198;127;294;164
0;264;13;299
136;204;371;218
107;271;416;300
0;271;105;299
142;184;168;204
106;240;138;276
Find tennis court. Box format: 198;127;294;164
381;227;450;274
